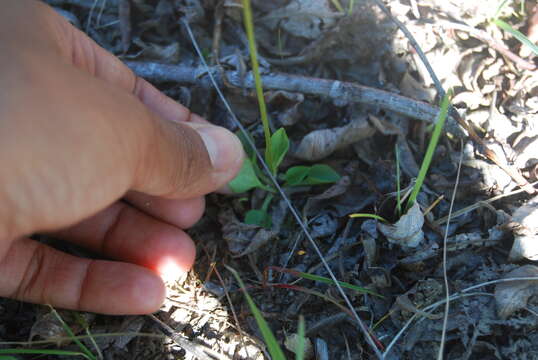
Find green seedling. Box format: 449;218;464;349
491;0;538;55
406;91;451;212
493;19;538;55
229;0;341;228
349;213;389;223
395;143;402;217
0;307;97;360
296;316;306;360
268;266;383;298
330;0;344;12
227;266;286;360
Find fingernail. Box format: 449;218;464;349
197;125;244;173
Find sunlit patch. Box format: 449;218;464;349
156;257;187;283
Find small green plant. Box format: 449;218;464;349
406;91;451;212
491;0;538;55
0;307;98;360
229;0;341;227
349;91;451;222
268;266;384;298
227;266;286;360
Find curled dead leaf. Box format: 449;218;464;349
292;116;375;161
495;265;538;319
219;209;278;257
508;195;538;261
378;201;424;248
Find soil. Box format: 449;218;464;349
1;0;538;359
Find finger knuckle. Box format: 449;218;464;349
11;244;49;304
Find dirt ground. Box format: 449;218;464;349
1;0;538;359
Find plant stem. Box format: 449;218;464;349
241;0;273;168
406;91;451;212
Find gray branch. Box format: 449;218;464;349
126;61;446;124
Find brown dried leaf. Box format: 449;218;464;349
378;201;424;248
495;265;538;319
508;195;538;261
219;209;278;257
292;116;375;161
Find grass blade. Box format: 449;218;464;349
49;307;96;360
349;213;388;223
0;349;91;359
269;266;384;298
226;266;286;360
493;19;538;55
241;0;273;169
406;91;451;211
296;316;306;360
395;143;402;217
330;0;344;12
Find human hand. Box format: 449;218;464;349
0;0;243;315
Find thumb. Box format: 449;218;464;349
132;116;244;198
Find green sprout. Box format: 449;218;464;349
228;0;341;228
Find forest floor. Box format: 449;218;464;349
1;0;538;359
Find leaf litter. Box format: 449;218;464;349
2;0;538;359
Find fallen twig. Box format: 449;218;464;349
126;61;446;124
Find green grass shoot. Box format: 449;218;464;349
330;0;344;12
406;91;451;212
395;143;402;217
269;266;383;298
50;307;96;360
493;19;538;55
349;213;389;223
296;316;306;360
348;0;355;14
226;265;286;360
241;0;273;170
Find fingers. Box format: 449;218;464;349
53;202;197;277
0;238;166;314
50;5;196;124
125;192;205;229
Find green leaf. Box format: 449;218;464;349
270;266;384;298
226;266;286;360
349;213;388;223
228;158;265;193
493;19;538;55
286;164;340;186
406;91;451;211
284;166;310;186
304;164;340;185
269;128;289;174
236;131;257;161
245;209;272;228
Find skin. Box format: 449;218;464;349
0;0;244;315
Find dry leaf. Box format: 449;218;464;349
495;265;538;319
508;195;538;261
219;209;278;257
292;116;375;161
378;201;424;248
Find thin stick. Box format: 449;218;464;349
438;140;464;360
181;19;383;359
126;61;448;124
